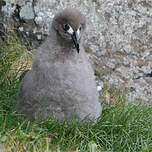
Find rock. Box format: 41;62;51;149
20;2;34;20
0;0;152;103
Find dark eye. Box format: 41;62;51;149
63;24;70;31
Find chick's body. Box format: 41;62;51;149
16;8;102;121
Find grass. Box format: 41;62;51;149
0;28;152;152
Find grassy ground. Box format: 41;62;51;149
0;29;152;152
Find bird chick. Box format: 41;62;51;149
16;8;102;122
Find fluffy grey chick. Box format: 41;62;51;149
16;8;102;122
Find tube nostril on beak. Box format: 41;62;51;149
71;31;80;53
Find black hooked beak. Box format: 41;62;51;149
71;31;80;53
